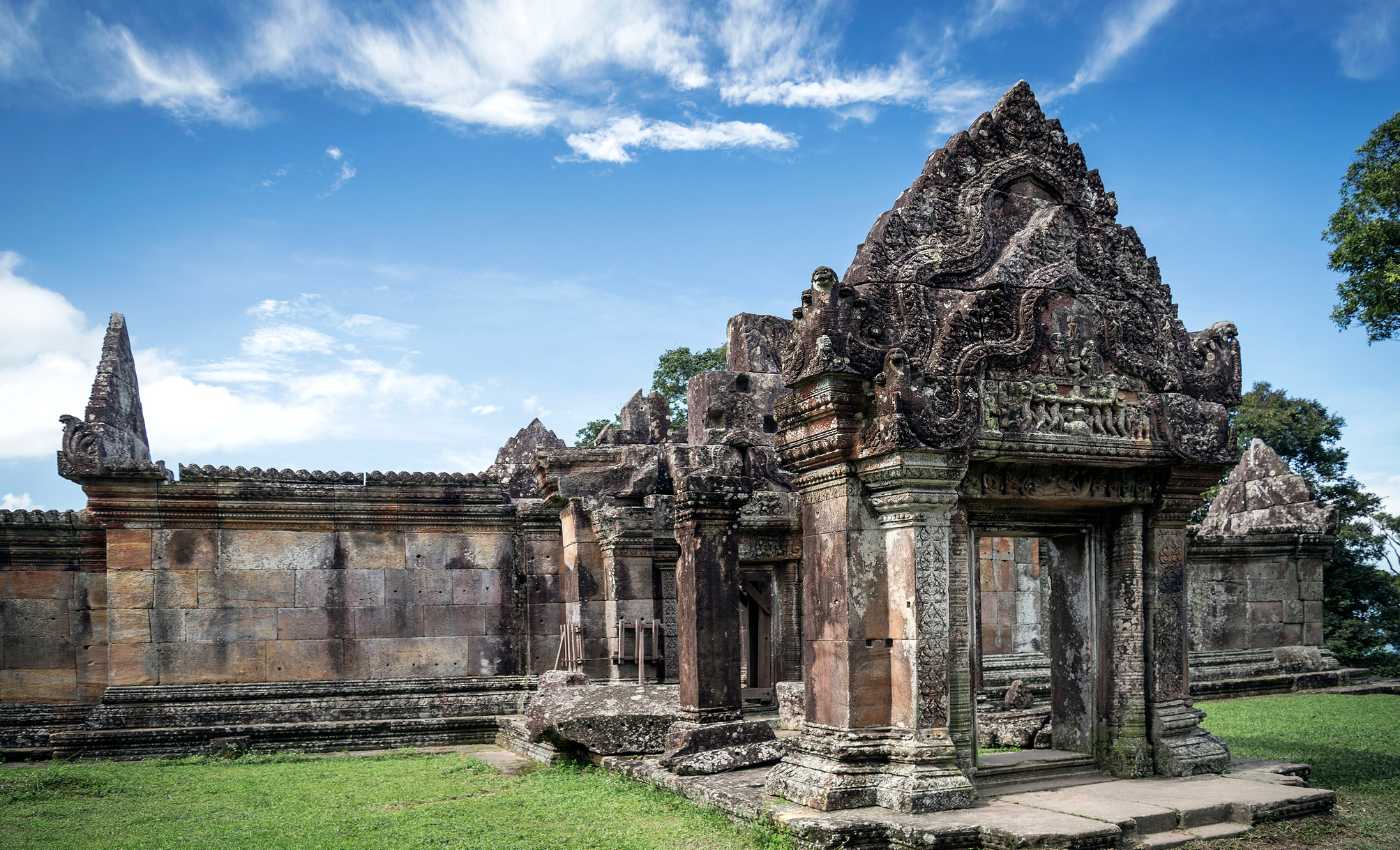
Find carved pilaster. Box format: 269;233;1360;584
1147;466;1230;775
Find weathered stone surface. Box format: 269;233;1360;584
57;313;169;483
726;313;791;374
596;390;670;446
1198;440;1334;537
524;684;680;755
482;418;566;497
776;680;804;731
686;370;787;448
662;719;785;775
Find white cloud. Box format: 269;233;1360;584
325;145;342;160
339;313;412;341
0;252;488;463
522;395;550;416
716;0;930;109
241;324;338;357
0;1;41;76
471;404;500;415
1334;0;1398;80
564;116;796;163
1;493;35;510
1048;0;1177;99
86;20;258;126
966;0;1025;37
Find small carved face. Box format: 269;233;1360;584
811;266;838;291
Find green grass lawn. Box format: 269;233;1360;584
0;749;791;850
2;692;1394;850
1192;692;1400;850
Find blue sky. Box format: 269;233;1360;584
1;0;1397;512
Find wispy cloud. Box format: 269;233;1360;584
0;1;41;75
563;116;795;163
1334;0;1398;80
1048;0;1177;99
1;492;35;510
0;249;494;464
321;145;356;195
966;0;1025;37
85;19;259;126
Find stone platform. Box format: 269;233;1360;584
493;725;1334;850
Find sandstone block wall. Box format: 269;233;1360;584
1188;536;1327;651
103;525;521;686
977;536;1047;656
0;512;107;703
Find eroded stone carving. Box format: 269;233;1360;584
779;82;1239;463
482;418;566;497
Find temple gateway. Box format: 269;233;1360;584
2;83;1346;845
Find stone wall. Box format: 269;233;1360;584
0;511;107;703
87;472;524;689
976;536;1047;656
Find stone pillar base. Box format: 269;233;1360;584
1152;699;1230;776
660;719;783;776
765;725;975;813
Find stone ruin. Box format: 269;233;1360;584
0;82;1345;843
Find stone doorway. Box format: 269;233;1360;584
738;568;775;705
972;525;1102;789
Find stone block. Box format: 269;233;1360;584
109;642;158;685
0;668;78;702
71;608;106;644
528;601;566;636
154;570;200;609
726;312;790;373
160;641;266;684
198;570;295;608
183;609;277;642
1303;621;1323;646
776;680;805;730
524;682;678;754
1279;623;1302;645
154;529;218;571
267;639;344;681
347;636;474;679
609;555;655;600
420;604;482;637
411;569;454;605
481;604;510;636
526;573;565;604
1248;600;1284;625
107;528;153;570
1282;599;1305;624
1304;600;1324;625
1247;578;1298;604
351;606;417;638
76;642;108;685
220;530;335;571
404;533;477;570
338;531;406;570
1246;559;1293;582
1300;581;1323;601
294;569;385;608
1296;559;1324;584
525;537;563;575
470;634;516;675
276;608;349;640
452;569;506;605
151;608;184;642
0;570;73;599
383;570;413;605
107;570;154;609
73;572;107;610
109;608;151;643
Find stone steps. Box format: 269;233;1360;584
975;753;1103;797
51;714;506;759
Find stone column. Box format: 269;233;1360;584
517;500;566;675
1146;468;1230;775
661;471;781;774
1104;507;1152;777
592;504;658;683
862;451;975;812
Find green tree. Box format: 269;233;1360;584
574;418;615;448
1231;382;1400;665
1324;111;1400;343
651;344;727;433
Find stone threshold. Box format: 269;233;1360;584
493;724;1335;850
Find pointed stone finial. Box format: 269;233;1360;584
483;418;566;497
1198;439;1335;537
57;313;166;482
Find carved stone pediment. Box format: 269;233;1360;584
779;82;1240;465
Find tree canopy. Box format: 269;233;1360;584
1324;111;1400;343
574;344;726;446
651;344;727;433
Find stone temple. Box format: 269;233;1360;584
1;83;1346;845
